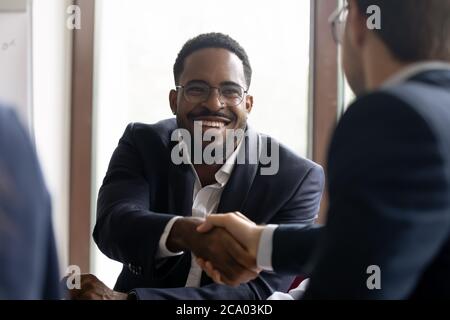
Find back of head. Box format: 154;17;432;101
356;0;450;62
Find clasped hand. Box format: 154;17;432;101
194;211;265;286
66;212;264;300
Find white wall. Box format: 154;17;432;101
0;0;33;130
32;0;72;272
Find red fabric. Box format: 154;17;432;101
288;276;306;291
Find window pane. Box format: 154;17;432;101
92;0;311;287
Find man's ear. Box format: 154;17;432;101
169;89;178;115
245;95;253;114
348;0;368;49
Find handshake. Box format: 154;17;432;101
170;212;266;287
68;212;266;300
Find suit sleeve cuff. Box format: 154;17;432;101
257;224;278;271
156;216;184;259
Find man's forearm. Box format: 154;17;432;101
166;217;203;252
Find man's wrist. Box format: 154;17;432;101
250;226;265;257
256;224;278;271
166;217;203;252
157;216;184;258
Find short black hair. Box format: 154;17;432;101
173;32;252;88
356;0;450;62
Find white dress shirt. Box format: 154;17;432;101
156;138;243;287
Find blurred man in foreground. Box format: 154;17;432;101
0;105;60;299
197;0;450;299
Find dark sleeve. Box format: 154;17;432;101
0;107;60;299
269;164;325;226
93;123;176;278
300;93;450;299
268;163;325;276
132;163;325;300
272;226;323;275
133;272;285;300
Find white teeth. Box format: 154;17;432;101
202;121;225;128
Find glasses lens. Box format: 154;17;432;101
337;8;348;44
332;20;339;43
336;20;346;44
331;6;348;45
220;84;244;106
182;82;245;106
184;82;209;103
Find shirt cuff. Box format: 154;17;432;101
156;216;184;259
256;224;278;271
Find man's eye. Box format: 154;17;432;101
186;86;207;95
221;87;241;97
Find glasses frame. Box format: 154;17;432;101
328;2;349;45
176;82;249;107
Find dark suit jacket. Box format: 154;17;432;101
0;106;60;299
94;119;324;300
272;69;450;299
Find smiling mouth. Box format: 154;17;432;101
191;116;232;128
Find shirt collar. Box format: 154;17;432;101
382;61;450;88
214;138;244;186
176;131;244;188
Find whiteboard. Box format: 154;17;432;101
0;0;33;132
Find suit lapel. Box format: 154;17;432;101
217;127;260;217
202;131;260;286
167;141;196;217
167;128;261;287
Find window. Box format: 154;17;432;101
92;0;311;287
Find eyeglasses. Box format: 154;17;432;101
176;81;248;107
329;2;349;45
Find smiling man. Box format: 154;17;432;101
74;33;324;300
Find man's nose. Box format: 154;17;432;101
202;88;225;111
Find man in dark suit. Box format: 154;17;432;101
197;0;450;299
0;105;60;299
73;33;324;300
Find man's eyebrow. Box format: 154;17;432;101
185;80;244;87
220;81;243;87
186;79;208;85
